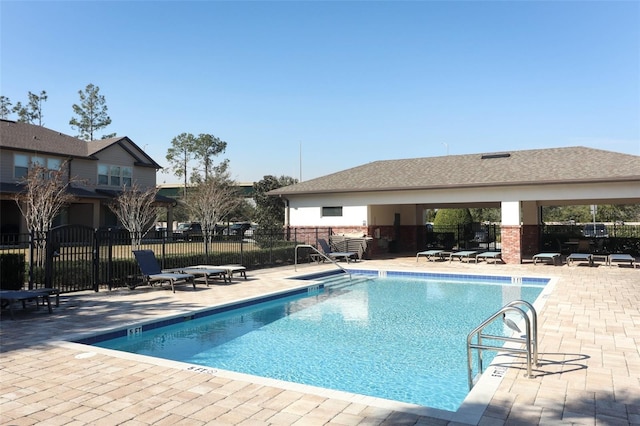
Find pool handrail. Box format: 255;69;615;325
466;300;538;390
295;244;352;279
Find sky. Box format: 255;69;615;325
1;1;639;184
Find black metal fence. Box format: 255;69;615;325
424;223;501;251
541;223;640;256
0;225;334;293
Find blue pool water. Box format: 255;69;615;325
88;272;547;412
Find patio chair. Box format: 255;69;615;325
132;250;196;293
0;288;59;320
607;253;636;268
190;264;247;281
532;252;562;266
317;238;358;263
449;250;480;263
416;249;447;262
475;251;502;264
566;252;593;266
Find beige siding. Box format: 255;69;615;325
97;144;135;166
94;144;158;190
70;158;98;185
0;150;14;182
133;168;156;188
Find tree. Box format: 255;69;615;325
0;96;12;119
12;90;47;125
13;160;78;266
166;132;197;198
433;208;473;243
107;184;159;249
69;83;115;140
185;172;242;251
253;175;298;228
469;208;501;223
192;133;228;180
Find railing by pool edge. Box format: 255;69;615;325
294;244;351;280
467;300;539;390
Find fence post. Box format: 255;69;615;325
28;230;35;290
93;229;100;292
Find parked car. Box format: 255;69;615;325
228;222;252;236
582;223;609;238
173;222;203;241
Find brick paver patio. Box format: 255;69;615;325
1;256;638;425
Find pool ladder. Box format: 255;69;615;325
466;300;538;390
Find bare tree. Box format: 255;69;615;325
185;172;242;251
108;184;159;249
13;160;77;266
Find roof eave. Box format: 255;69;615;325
269;176;640;196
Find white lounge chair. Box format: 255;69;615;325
191;264;247;281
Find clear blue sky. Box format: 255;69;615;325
2;1;638;184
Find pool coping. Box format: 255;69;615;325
62;269;557;425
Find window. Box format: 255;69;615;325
322;206;343;217
98;165;109;185
110;166;121;186
98;164;133;187
14;154;29;178
14;154;61;178
122;167;132;186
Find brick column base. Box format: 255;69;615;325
500;225;522;264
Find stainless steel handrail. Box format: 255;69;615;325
467;300;538;390
295;244;352;279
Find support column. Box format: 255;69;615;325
501;201;522;264
521;201;541;259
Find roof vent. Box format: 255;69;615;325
481;152;511;159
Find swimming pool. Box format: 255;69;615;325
80;270;549;413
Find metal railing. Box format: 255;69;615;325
294;244;351;279
467;300;538;390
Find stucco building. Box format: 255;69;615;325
269;147;640;263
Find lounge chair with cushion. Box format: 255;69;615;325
607;253;636;268
132;250;196;292
532;252;562;266
567;253;593;266
317;238;358;263
416;249;447;262
475;251;502;264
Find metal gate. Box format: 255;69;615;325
44;225;97;292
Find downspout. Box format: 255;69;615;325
280;195;290;227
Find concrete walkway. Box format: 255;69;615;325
1;256;638;425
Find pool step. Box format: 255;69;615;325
321;274;371;288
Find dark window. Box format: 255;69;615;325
322;206;343;217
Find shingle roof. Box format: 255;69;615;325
0;119;161;169
269;147;640;195
0;119;95;158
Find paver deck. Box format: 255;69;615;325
1;256;639;425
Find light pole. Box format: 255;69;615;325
442;142;449;156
